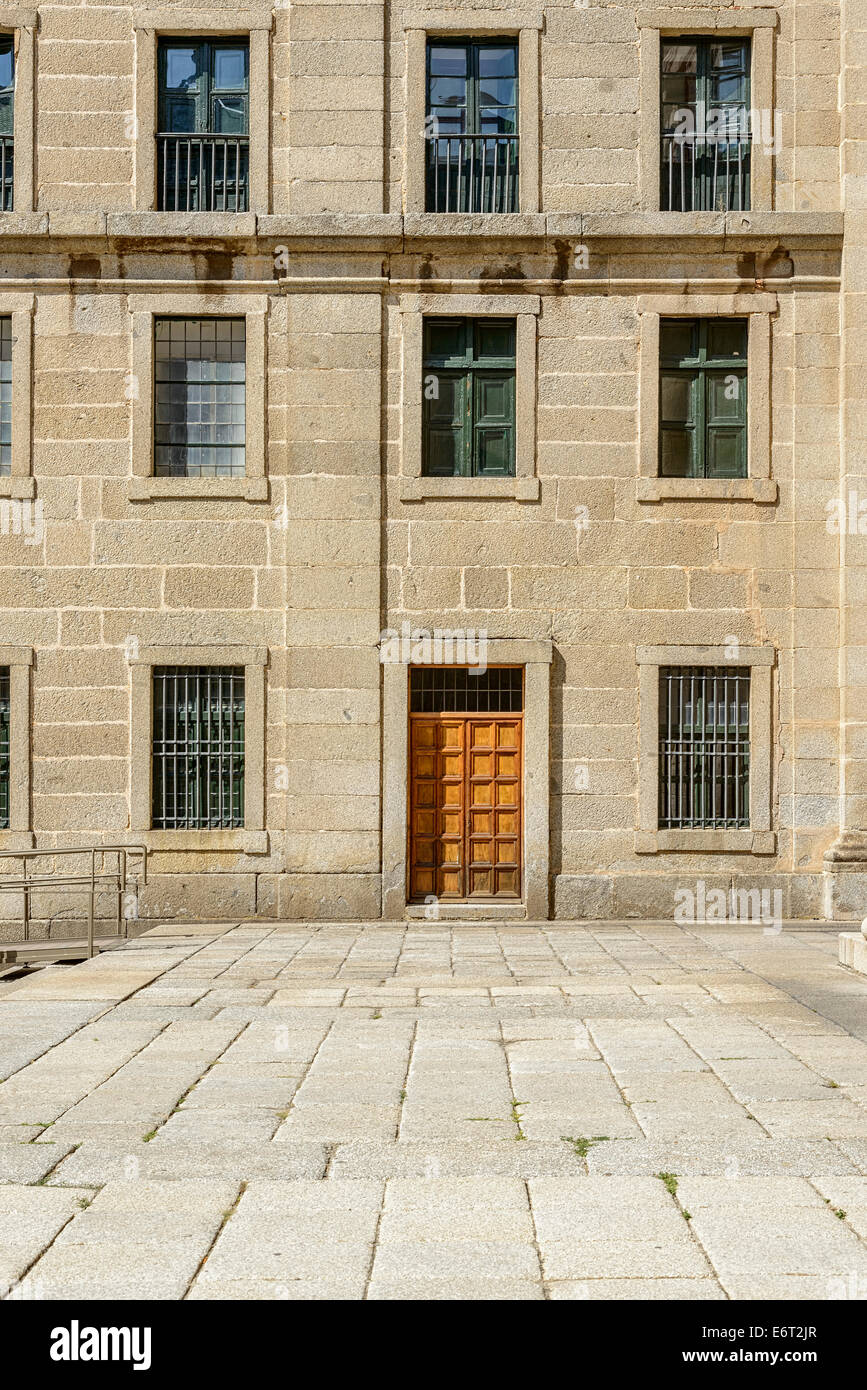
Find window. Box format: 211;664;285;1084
660;317;747;479
0;35;12;211
0;667;9;831
157;38;249;212
659;667;750;829
0;317;10;475
426;39;518;213
154;317;246;477
423;317;516;477
661;36;750;211
152;667;245;830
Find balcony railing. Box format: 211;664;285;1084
157;133;249;213
426;134;519;214
0;136;12;211
661;134;751;213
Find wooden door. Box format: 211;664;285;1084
409;713;522;901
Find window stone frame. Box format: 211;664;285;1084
382;638;552;918
635;642;775;855
403;9;542;220
0;645;33;849
637;292;777;503
399;292;540;501
0;292;34;499
132;9;272;217
0;10;35;217
637;7;778;216
128;291;268;502
129;644;268;853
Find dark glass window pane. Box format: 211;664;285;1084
661;319;696;359
660;430;691;476
165;47;200;90
425;319;466;362
478;46;517;78
661;374;692;422
429;46;467;77
475;319;515;360
213;46;248;89
707;319;747;359
429;76;467;108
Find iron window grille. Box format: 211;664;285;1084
157;39;249;212
410;666;523;714
0;667;8;830
154;317;246;477
426;39;519;213
423;317;516;477
152;667;245;830
659;666;750;829
660;317;748;479
0;317;10;475
0;35;12;212
661;36;751;212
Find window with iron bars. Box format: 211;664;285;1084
152;667;245;830
0;667;8;829
0;35;12;212
661;36;751;212
659;666;750;829
0;317;10;475
157;39;249;212
426;39;518;213
154;317;246;477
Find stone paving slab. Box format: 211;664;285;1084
1;921;867;1300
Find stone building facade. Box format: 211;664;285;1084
0;0;864;932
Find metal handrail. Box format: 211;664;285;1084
156;132;249;212
426;133;520;213
0;135;12;212
0;845;148;959
661;132;751;212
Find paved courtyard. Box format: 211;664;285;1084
1;920;867;1300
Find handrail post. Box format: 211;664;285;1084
88;850;95;960
22;852;29;942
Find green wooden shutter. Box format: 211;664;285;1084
424;370;468;476
473;371;515;475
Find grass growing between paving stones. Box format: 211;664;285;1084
656;1170;692;1221
562;1135;609;1159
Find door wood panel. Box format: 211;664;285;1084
409;713;522;901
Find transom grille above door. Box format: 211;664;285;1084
410;665;522;713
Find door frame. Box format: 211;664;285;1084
381;638;552;919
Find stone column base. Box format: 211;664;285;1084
824;833;867;920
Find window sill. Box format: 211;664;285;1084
0;477;35;500
404;213;546;239
129;477;268;502
106;212;257;240
135;830;269;855
400;476;539;502
637;478;777;504
635;830;776;855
